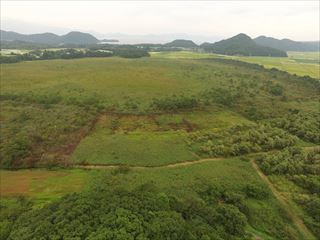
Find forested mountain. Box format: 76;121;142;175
165;39;198;48
201;33;288;57
0;30;100;45
254;36;320;51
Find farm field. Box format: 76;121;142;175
1;55;319;240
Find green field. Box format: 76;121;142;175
72;131;196;166
0;169;92;206
72;109;252;166
151;51;320;78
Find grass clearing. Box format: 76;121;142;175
152;50;320;78
71;108;252;166
72;131;196;166
0;169;91;206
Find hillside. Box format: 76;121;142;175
165;39;198;48
0;30;99;45
254;36;320;51
60;31;100;45
201;33;288;57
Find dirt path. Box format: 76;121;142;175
74;156;316;239
251;160;316;240
73;157;225;170
73;146;319;170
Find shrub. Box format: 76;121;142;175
244;184;269;199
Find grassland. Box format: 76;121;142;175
151;51;320;78
72;131;196;166
2;56;317;108
2;56;317;168
0;169;92;206
72;108;251;166
1;55;319;239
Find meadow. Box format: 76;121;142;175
71;108;252;166
0;169;91;206
1;53;319;239
151;51;320;78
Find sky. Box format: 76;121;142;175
1;1;319;43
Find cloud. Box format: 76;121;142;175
1;1;319;41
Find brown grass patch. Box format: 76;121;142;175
0;170;66;197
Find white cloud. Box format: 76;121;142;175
1;1;319;41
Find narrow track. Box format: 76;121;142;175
72;146;318;239
73;157;225;169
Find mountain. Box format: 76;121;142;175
165;39;198;48
254;36;320;52
60;31;99;45
201;33;288;57
0;30;100;45
0;30;60;44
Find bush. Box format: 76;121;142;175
150;95;199;112
244;184;269;199
269;83;284;96
269;112;320;144
5;183;248;240
189;124;297;158
0;137;32;167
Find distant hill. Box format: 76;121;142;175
0;30;100;45
201;33;288;57
165;39;198;48
254;36;320;52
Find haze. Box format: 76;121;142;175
1;0;319;43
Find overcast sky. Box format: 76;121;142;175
1;1;319;42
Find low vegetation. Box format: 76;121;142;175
1;158;304;240
0;47;149;63
189;124;297;158
1;50;319;239
256;147;320;237
268;111;320;144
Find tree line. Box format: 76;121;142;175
0;47;150;63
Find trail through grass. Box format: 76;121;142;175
251;160;316;240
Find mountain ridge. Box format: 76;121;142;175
164;39;198;48
201;33;288;57
254;35;319;51
1;30;101;45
